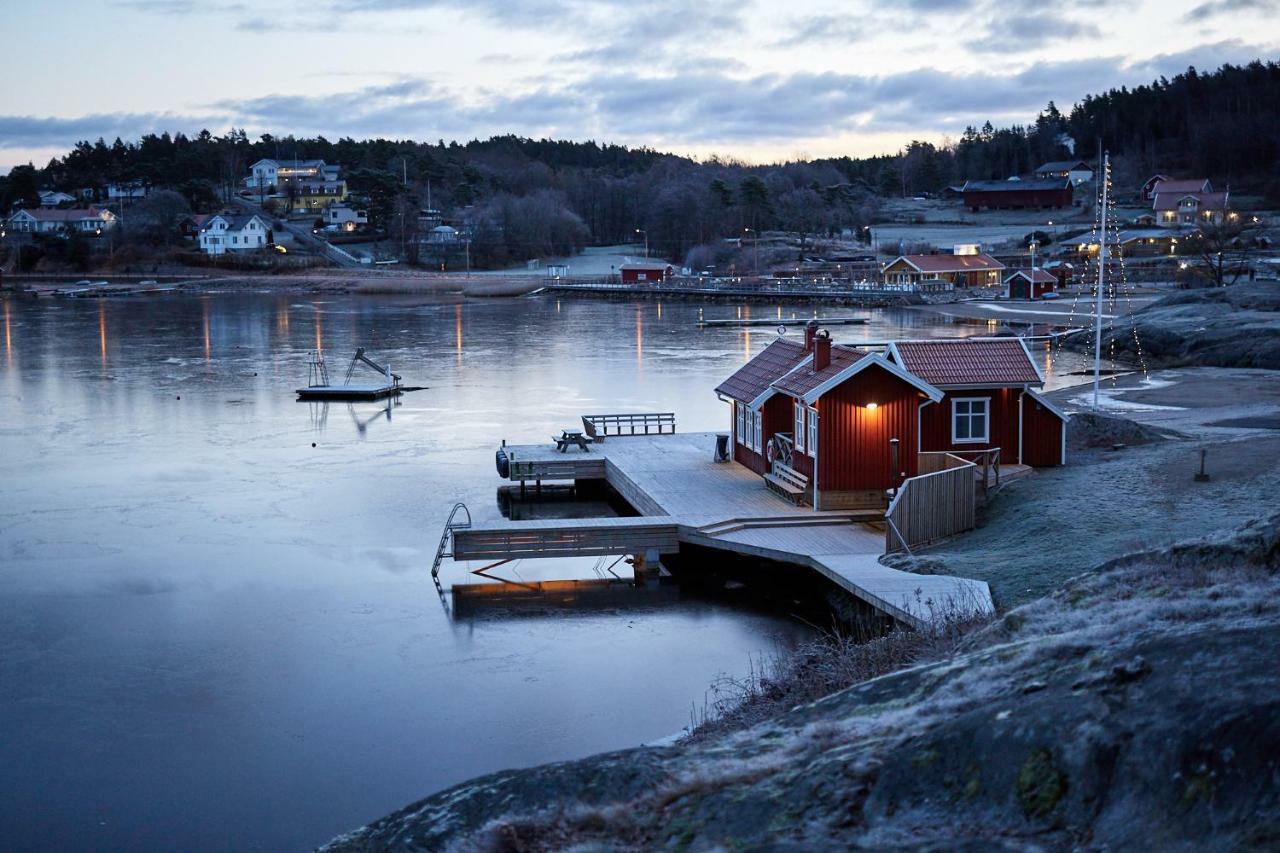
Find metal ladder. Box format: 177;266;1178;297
431;502;472;578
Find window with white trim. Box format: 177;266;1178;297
793;400;805;453
952;397;989;444
807;407;818;457
736;402;745;445
753;410;762;454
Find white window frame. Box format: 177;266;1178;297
951;397;990;444
736;402;745;446
753;409;762;454
793;400;805;453
807;407;818;458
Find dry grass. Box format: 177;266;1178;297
684;596;994;742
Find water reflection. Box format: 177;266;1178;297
4;298;12;367
98;300;107;367
454;303;463;365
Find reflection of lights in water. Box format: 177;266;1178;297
202;299;211;361
742;328;751;361
3;299;11;365
635;305;643;363
455;303;463;364
314;304;323;352
656;302;662;320
277;300;290;335
98;302;107;366
777;305;782;319
736;305;742;320
556;300;561;313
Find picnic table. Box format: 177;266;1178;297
554;429;591;453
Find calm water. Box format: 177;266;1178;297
0;292;1093;851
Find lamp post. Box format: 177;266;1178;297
635;228;648;258
744;227;758;275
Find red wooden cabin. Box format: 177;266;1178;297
715;326;1068;509
1004;268;1058;299
886;339;1067;467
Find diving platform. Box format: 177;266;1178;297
296;384;401;401
455;432;994;630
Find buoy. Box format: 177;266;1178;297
176;395;181;400
312;442;317;448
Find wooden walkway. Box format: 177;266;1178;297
465;432;994;628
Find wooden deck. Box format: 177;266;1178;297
465;432;994;628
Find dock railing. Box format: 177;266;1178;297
923;448;1001;494
885;453;976;554
581;413;676;439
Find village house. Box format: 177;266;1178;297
1004;267;1058;299
961;177;1073;211
1139;174;1171;201
38;190;76;207
1035;160;1093;185
620;262;673;283
246;159;348;210
197;213;272;255
1149;179;1229;227
6;207;117;234
880;249;1005;290
323;202;368;232
714;325;1067;509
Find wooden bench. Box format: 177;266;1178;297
764;462;809;505
581;412;676;440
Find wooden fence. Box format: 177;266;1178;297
884;453;976;554
921;447;1001;494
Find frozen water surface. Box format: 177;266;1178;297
0;293;1099;850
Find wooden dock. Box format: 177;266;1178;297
699;317;870;328
457;432;993;629
296;384;401;401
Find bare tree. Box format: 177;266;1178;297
1179;213;1265;287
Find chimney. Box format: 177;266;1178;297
804;319;819;352
813;331;831;372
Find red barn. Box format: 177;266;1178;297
619;262;672;283
1004;268;1058;299
715;328;1068;509
962;178;1073;211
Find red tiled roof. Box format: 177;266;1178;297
15;207;108;222
890;339;1041;387
714;338;807;403
1005;268;1056;284
772;344;870;398
888;254;1006;274
1153;191;1228;212
1150;178;1211;195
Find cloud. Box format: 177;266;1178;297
774;14;872;48
0;112;229;147
982;13;1103;49
1186;0;1280;20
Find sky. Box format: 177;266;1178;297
2;0;1279;171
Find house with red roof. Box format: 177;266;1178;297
1004;267;1058;299
881;252;1005;290
1150;178;1230;227
6;207;117;234
715;325;1067;509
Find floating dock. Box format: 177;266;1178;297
699;317;869;328
453;433;994;629
296;384;401;401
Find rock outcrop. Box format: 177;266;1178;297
324;514;1280;851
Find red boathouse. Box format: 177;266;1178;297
715;326;1068;509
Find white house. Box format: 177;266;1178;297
246;158;330;189
6;207;117;234
198;213;272;255
1035;160;1094;185
323;203;367;232
38;190;76;207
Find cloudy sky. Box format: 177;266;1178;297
2;0;1278;170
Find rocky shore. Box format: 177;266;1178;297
322;513;1280;851
1065;282;1280;370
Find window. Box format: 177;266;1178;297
793;401;805;453
736;402;745;445
952;397;989;444
753;410;763;453
807;407;818;457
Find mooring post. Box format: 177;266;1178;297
1194;448;1210;482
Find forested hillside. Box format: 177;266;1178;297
3;60;1277;264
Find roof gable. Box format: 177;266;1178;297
887;338;1043;388
884;253;1005;274
774;350;943;406
714;338;807;404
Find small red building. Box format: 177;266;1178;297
886;339;1067;467
962;178;1073;211
619;262;672;283
715;327;1068;509
1004;268;1058;299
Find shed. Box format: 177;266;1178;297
620;262;672;283
962;178;1073;211
1004;268;1058;299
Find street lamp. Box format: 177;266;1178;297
744;227;759;275
635;228;648;258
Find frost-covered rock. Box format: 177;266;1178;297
322;514;1280;851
